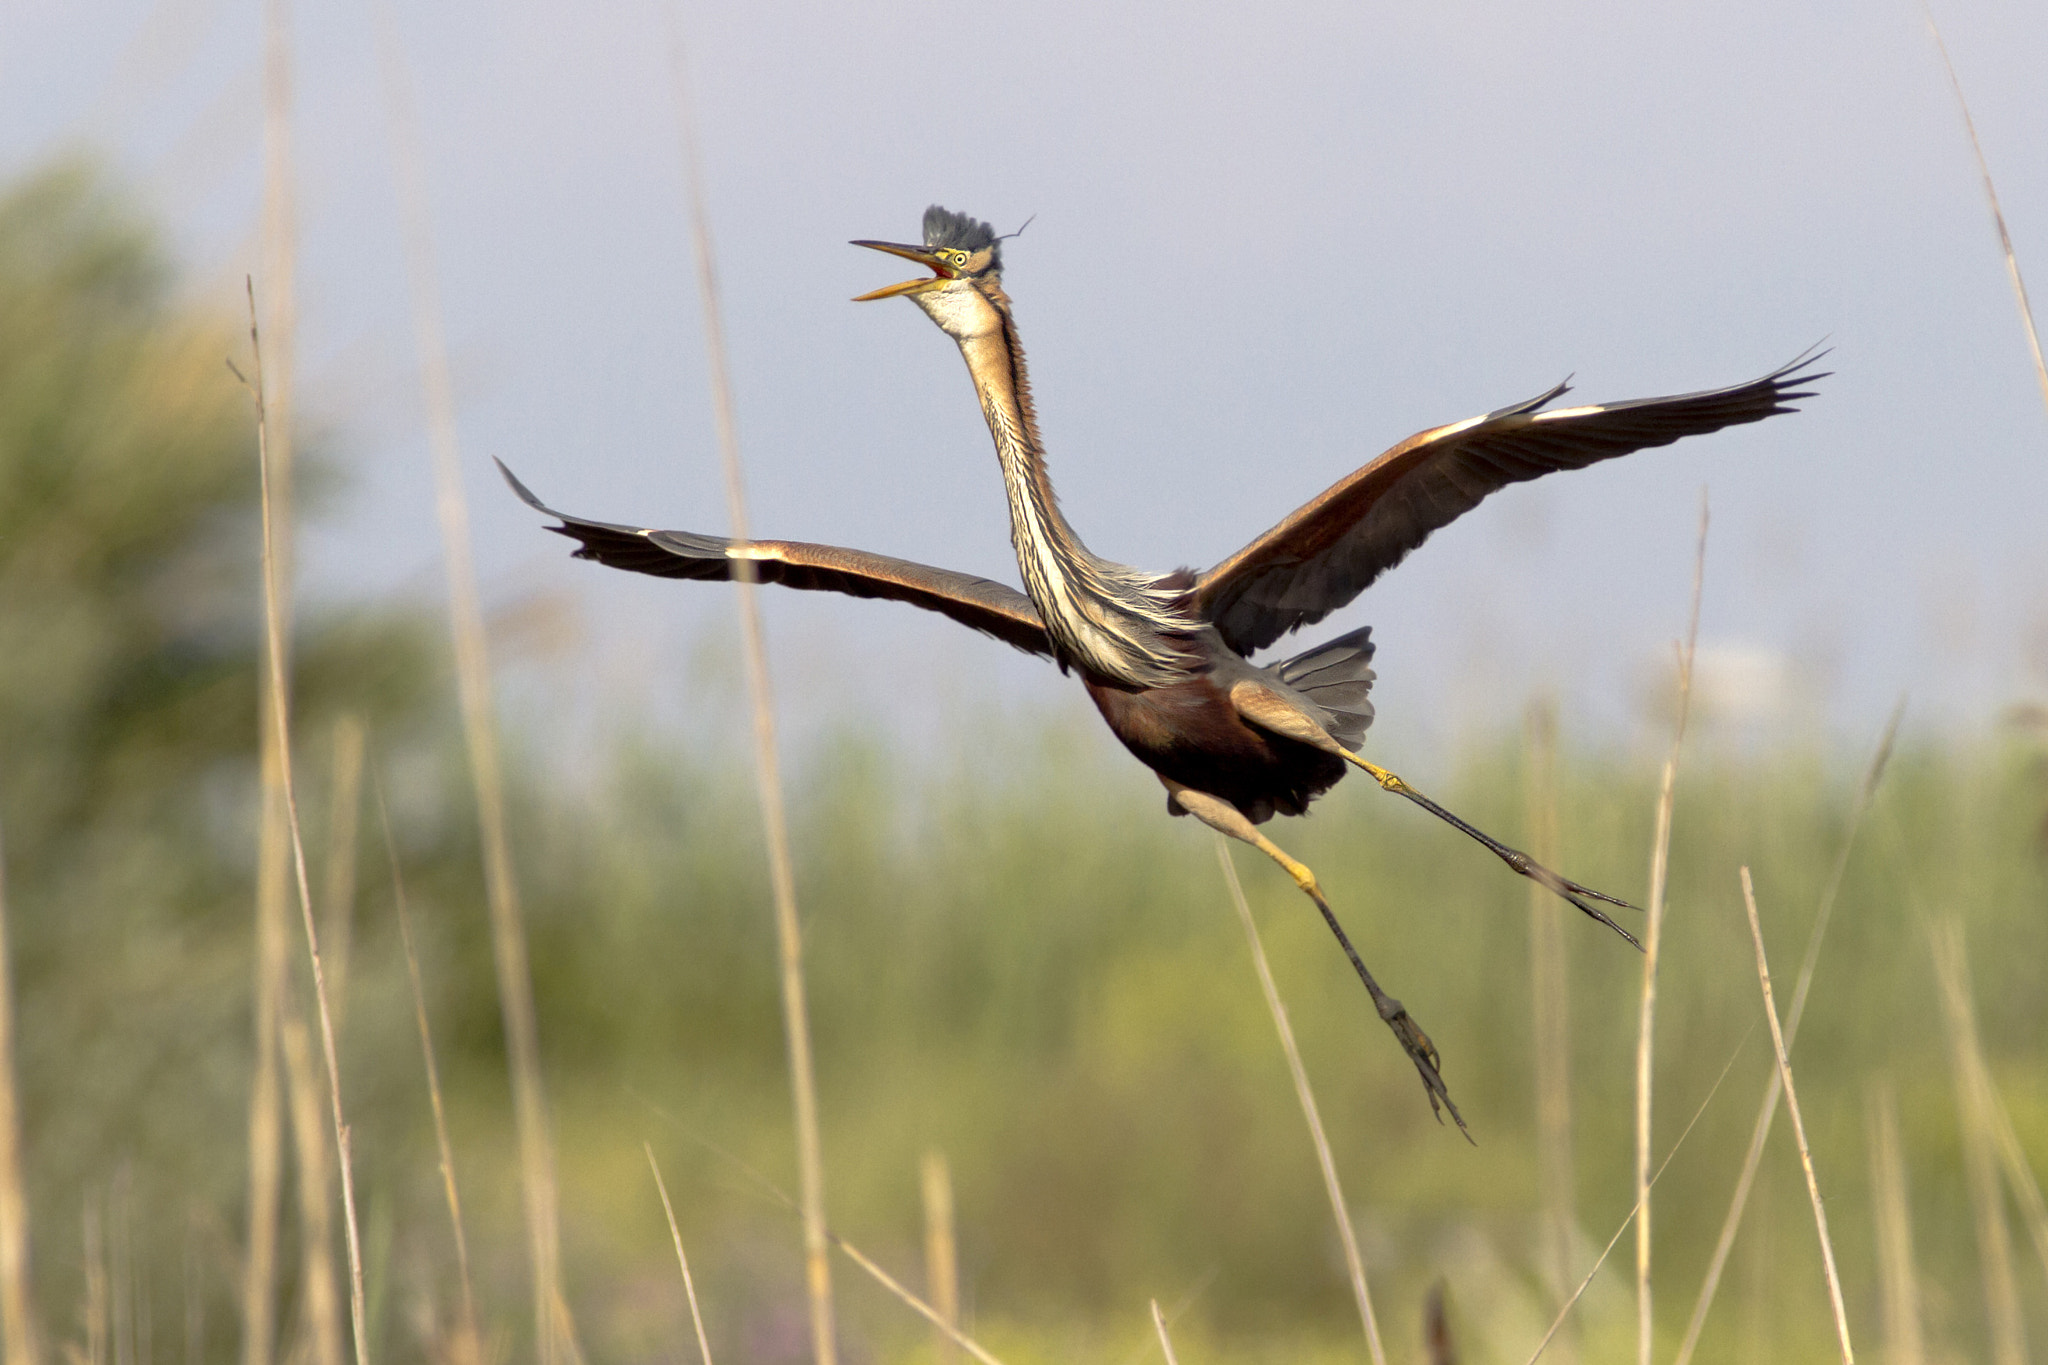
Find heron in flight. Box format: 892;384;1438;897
502;206;1822;1128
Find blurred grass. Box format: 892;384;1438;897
6;160;2048;1363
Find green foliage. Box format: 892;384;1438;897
0;160;441;1342
515;724;2047;1363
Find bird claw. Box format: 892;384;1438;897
1525;863;1644;950
1376;996;1470;1139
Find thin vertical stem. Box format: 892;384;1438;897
1867;1080;1927;1365
1920;0;2048;422
84;1196;106;1365
320;716;366;1034
279;997;343;1365
644;1146;714;1365
376;786;479;1360
1674;697;1903;1365
1930;920;2026;1365
1636;493;1707;1365
1738;868;1853;1365
242;1;297;1354
1214;838;1386;1365
666;20;835;1364
1524;698;1575;1330
1526;1036;1746;1365
370;13;567;1361
824;1233;1007;1365
237;286;371;1365
921;1152;961;1365
1149;1301;1180;1365
0;828;39;1365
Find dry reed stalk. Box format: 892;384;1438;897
236;286;370;1365
1738;868;1853;1364
921;1152;961;1365
1525;1033;1746;1365
278;1000;343;1365
1867;1080;1927;1365
1149;1301;1180;1365
376;786;480;1361
1213;838;1386;1365
242;798;287;1365
665;23;836;1363
651;1110;1010;1365
1673;697;1904;1365
1984;1058;2048;1304
0;829;40;1365
182;1213;202;1365
824;1232;1008;1365
644;1146;714;1365
1523;698;1576;1329
370;14;569;1361
1920;0;2048;419
1929;920;2026;1365
107;1173;128;1365
241;2;298;1353
320;716;366;1032
1635;493;1707;1365
84;1196;107;1365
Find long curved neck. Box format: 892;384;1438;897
951;285;1189;687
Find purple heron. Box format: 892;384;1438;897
503;206;1823;1128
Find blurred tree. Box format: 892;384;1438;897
0;159;437;1339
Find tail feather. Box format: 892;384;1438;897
1276;625;1376;749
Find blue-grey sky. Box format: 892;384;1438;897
7;0;2046;770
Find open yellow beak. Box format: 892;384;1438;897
850;239;957;301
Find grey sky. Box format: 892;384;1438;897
7;0;2045;769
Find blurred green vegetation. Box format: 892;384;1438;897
5;163;2048;1364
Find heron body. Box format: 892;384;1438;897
504;205;1823;1128
1082;628;1363;823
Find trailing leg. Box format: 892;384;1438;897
1229;679;1640;948
1164;778;1466;1134
1340;752;1641;948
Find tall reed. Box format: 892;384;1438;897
1931;921;2026;1365
1636;494;1707;1365
1739;869;1852;1365
1215;839;1385;1365
0;828;38;1365
1920;0;2048;418
1867;1080;1927;1365
237;286;369;1365
666;18;836;1361
371;11;569;1359
241;1;298;1355
1674;699;1903;1365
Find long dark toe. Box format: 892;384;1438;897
1561;875;1639;913
1526;862;1644;948
1560;888;1643;950
1381;1006;1469;1139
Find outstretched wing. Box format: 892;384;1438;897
1194;352;1828;656
499;461;1053;658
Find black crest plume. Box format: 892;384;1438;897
922;205;1001;268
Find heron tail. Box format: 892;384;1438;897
1275;625;1376;750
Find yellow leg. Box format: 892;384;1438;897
1228;676;1638;944
1164;778;1465;1133
1345;754;1410;793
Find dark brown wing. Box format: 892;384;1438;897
498;461;1053;658
1194;352;1828;656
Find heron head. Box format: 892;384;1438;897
852;206;1007;336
